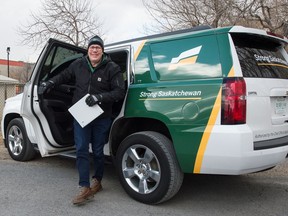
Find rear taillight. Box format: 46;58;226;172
221;77;246;124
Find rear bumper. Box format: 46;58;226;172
199;125;288;175
254;135;288;150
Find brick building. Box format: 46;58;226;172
0;59;34;83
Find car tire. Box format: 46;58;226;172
5;118;36;161
116;131;183;204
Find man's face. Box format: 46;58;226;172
88;44;103;66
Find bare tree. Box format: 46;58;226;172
19;0;103;49
142;0;243;32
142;0;288;37
246;0;288;36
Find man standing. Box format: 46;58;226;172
41;35;125;205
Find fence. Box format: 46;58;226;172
0;83;25;124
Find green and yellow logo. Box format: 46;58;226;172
168;46;202;70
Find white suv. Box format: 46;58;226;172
2;26;288;204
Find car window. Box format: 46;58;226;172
40;45;84;81
134;45;152;83
150;36;221;81
232;33;288;79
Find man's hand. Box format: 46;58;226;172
85;94;99;106
39;80;54;94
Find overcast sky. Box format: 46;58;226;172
0;0;153;62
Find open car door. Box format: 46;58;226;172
20;39;86;156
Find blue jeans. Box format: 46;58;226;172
73;118;112;187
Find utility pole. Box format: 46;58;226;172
6;47;10;77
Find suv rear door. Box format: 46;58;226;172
231;31;288;150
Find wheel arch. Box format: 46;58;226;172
2;113;21;148
5;117;36;161
2;113;36;148
109;117;172;157
115;130;184;204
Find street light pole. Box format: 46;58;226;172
6;47;10;77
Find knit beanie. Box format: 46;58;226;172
88;35;104;50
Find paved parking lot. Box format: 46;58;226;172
0;137;287;216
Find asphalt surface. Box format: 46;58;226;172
0;142;288;216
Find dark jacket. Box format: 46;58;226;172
51;53;125;119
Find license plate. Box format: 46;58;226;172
275;97;287;115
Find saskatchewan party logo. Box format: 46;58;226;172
168;46;202;70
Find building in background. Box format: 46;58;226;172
0;59;34;83
0;59;24;77
0;75;19;121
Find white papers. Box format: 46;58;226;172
68;94;104;128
